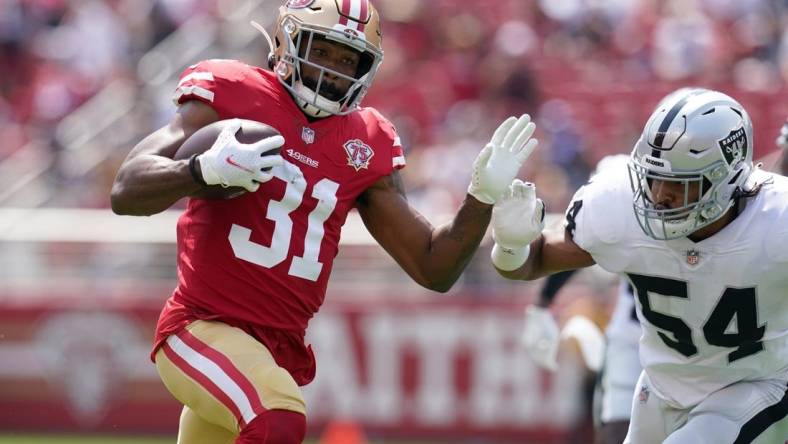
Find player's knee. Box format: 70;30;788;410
236;409;306;444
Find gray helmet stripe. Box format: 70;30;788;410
651;89;706;155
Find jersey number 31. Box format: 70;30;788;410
228;161;339;282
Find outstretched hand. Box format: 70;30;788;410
468;114;538;205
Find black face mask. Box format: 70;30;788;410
300;71;346;102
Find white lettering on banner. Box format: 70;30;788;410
301;314;361;417
362;312;405;421
303;308;584;427
411;314;463;424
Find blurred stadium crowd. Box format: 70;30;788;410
2;0;788;213
2;1;788;441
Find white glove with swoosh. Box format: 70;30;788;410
468;114;539;205
198;119;285;192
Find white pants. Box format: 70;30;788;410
624;371;788;444
597;336;642;423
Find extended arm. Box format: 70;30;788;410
537;269;578;308
496;227;596;281
489;178;596;280
358;114;540;292
110;101;219;215
357;172;491;292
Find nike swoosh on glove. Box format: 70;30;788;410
198;119;285;192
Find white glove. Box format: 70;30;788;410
468;114;539;205
198;119;285;192
492;179;545;249
522;305;560;371
776;119;788;150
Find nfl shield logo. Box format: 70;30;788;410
301;127;315;144
343;139;375;171
686;249;700;265
638;385;650;404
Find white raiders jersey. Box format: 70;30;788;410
606;279;641;345
565;164;788;409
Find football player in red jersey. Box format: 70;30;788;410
110;1;539;443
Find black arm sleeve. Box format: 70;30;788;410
539;269;578;305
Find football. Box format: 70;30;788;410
174;119;282;200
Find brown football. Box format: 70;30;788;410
175;119;282;200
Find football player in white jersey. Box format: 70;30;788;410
492;88;788;443
522;155;642;444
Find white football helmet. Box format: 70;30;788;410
269;0;383;118
628;88;754;240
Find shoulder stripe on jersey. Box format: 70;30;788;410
393;136;401;147
393;156;406;168
173;85;215;104
651;89;705;154
178;71;215;86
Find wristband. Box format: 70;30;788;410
189;154;208;187
491;243;530;271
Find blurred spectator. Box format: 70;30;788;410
3;0;788;209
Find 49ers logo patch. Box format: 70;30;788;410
343;139;374;171
286;0;313;8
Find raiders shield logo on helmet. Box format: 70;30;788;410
718;126;747;166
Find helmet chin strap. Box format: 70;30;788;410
250;21;275;59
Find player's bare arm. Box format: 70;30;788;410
497;227;595;281
489;178;594;280
358;114;539;292
110;101;219;215
356;170;492;293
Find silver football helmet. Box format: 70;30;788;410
628;88;754;240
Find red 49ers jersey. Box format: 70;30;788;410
160;59;405;337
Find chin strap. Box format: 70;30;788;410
251;21;275;61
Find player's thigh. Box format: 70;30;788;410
623;371;669;444
599;337;641;424
177;406;236;444
155;320;306;435
665;379;788;444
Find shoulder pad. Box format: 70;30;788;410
172;59;262;116
761;174;788;262
356;107;405;171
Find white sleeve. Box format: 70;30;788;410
563;168;635;271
